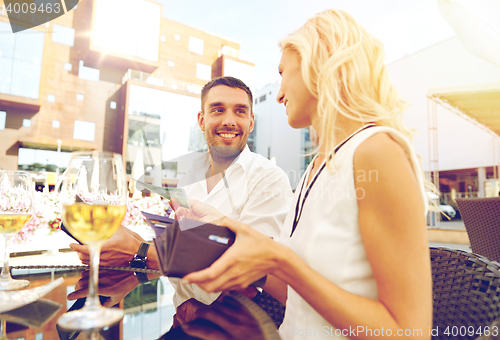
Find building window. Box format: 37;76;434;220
160;35;166;42
0;111;5;130
196;63;211;81
189;37;204;55
52;120;60;128
76;93;84;101
174;34;180;41
18;147;72;172
23;119;31;127
52;24;75;46
73;120;96;141
47;94;55;102
187;84;202;94
259;95;266;102
168;60;174;67
0;22;44;99
78;60;100;81
64;63;72;71
110;101;117;109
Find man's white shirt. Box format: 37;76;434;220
169;145;292;307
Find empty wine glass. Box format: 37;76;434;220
57;152;127;330
0;170;33;291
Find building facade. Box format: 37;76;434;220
0;0;254;187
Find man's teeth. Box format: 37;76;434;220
220;134;236;138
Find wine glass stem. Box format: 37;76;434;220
0;234;12;281
0;319;7;340
85;242;103;310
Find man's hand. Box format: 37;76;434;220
170;198;226;225
181;296;262;340
70;226;143;267
67;270;140;307
172;298;207;328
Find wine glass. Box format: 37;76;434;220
57;152;127;330
0;170;33;291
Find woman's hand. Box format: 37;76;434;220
181;218;290;293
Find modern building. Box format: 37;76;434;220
0;0;255;187
254;82;308;189
387;37;500;209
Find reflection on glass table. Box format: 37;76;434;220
162;291;280;340
1;266;280;340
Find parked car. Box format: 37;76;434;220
439;203;456;219
427;192;457;220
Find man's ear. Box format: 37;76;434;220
249;113;255;132
197;111;204;132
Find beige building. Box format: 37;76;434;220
0;0;254;188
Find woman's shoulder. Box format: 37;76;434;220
354;131;412;169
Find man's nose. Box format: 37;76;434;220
222;110;237;126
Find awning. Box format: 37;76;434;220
428;82;500;136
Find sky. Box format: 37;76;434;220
155;0;456;89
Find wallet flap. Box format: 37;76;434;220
145;214;265;285
153;232;168;276
168;229;231;277
141;211;175;237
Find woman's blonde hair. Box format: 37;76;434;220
279;9;414;170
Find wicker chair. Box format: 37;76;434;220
431;247;500;340
456;197;500;262
252;290;286;328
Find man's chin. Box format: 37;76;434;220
209;145;243;160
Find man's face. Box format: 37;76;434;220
198;85;254;160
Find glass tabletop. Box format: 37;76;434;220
0;267;280;340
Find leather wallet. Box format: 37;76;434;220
142;212;266;287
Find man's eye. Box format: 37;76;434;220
212;108;223;113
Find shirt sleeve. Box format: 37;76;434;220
237;166;293;239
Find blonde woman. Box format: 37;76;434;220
178;9;432;340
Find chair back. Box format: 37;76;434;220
456;197;500;262
431;247;500;340
252;290;286;328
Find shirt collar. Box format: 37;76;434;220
228;144;251;175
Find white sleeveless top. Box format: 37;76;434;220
278;126;427;339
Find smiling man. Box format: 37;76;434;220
170;76;293;307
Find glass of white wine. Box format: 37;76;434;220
57;151;127;330
0;170;33;291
